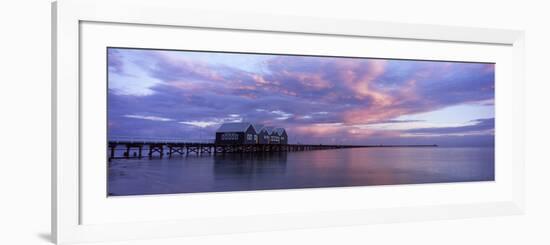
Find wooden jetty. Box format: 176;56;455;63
107;140;437;160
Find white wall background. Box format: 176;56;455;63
0;0;548;244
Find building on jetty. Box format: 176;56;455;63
215;122;257;145
215;122;288;145
258;126;273;144
274;128;288;145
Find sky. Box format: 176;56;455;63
107;48;495;147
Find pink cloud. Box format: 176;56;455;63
108;48;495;146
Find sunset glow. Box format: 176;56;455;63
108;48;495;146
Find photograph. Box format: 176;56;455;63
107;47;495;196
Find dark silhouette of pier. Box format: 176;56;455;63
107;140;437;160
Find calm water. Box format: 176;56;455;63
108;147;494;196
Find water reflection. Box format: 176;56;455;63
213;152;288;176
108;147;494;196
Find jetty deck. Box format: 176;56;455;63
108;140;437;160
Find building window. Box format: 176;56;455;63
221;133;238;140
247;134;253;140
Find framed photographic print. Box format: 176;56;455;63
52;0;525;244
106;47;496;196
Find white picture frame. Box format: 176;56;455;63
52;0;525;244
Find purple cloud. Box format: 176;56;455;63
107;49;125;74
107;48;495;146
405;118;494;135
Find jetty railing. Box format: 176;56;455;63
107;140;437;160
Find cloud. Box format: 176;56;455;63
123;114;174;122
107;48;125;74
107;48;495;146
270;110;293;120
375;119;425;124
179;121;220;128
405;118;494;136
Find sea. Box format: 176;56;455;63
107;147;494;196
